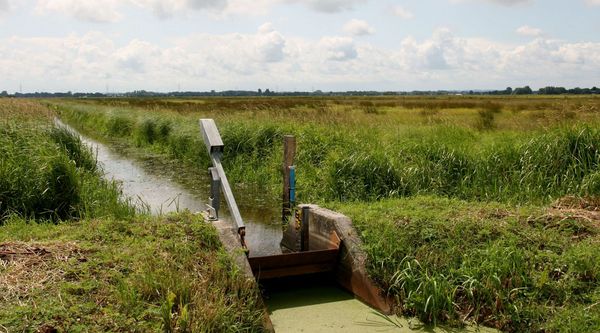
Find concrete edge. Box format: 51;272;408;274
209;217;275;332
303;204;395;315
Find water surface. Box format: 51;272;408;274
56;119;282;257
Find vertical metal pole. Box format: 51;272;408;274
208;167;220;220
301;206;310;252
282;135;296;223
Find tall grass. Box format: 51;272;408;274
332;196;600;332
50;97;600;331
55;98;600;204
0;213;266;332
0;101;135;221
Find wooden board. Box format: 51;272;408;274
248;231;341;280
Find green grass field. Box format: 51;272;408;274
2;96;599;332
54;95;600;204
0;99;267;332
50;95;600;332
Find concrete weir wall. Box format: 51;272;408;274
210;204;394;332
211;219;275;332
297;204;394;314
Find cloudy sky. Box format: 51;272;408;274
0;0;599;93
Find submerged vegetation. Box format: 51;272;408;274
0;99;267;332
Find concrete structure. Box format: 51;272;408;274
282;204;394;314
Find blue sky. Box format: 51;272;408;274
0;0;599;92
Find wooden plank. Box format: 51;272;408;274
248;249;338;270
253;263;335;280
248;231;341;280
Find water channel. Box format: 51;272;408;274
56;119;496;332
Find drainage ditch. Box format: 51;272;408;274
57;119;496;333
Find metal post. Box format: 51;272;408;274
210;152;246;246
301;206;310;252
282;135;296;223
199;119;247;250
208;167;220;220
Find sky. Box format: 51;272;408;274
0;0;599;93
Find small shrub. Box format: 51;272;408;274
106;113;134;137
39;156;80;220
477;109;496;130
327;151;406;201
582;172;600;195
134;118;171;145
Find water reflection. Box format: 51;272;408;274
55;119;283;257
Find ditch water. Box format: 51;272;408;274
55;118;282;257
56;119;497;333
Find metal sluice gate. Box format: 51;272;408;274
199;119;341;280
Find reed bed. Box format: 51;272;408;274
0;100;134;221
55;96;600;205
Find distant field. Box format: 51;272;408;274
54;95;600;204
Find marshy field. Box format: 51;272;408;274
1;95;600;332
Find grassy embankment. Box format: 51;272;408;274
0;99;266;332
52;96;600;332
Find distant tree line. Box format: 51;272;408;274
0;86;598;98
486;86;600;95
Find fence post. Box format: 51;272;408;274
282;135;296;223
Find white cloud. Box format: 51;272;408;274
36;0;122;23
0;0;9;12
129;0;228;19
516;25;543;37
35;0;255;21
256;23;286;62
114;39;161;73
221;0;276;16
286;0;366;13
319;36;358;61
487;0;531;5
450;0;532;6
391;5;414;19
343;19;375;36
1;29;599;92
585;0;600;5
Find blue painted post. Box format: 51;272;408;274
282;135;296;223
289;166;296;206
